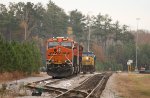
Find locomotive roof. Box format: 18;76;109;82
47;37;74;42
83;51;94;54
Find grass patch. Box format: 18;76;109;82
140;90;150;96
115;73;150;98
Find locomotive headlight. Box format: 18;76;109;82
86;57;89;60
47;59;54;63
65;60;70;64
49;60;52;63
46;60;51;64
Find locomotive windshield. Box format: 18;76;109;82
61;42;72;48
82;52;95;57
48;42;59;48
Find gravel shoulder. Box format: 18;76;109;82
48;73;93;89
100;73;120;98
101;72;150;98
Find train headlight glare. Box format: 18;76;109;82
65;60;70;63
48;60;54;63
86;57;89;60
49;60;51;63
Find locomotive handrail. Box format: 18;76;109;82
49;56;54;61
64;54;72;65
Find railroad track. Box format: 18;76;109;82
26;76;70;96
27;74;78;86
55;72;112;98
26;74;86;97
26;72;112;98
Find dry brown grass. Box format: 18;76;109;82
0;71;45;83
115;73;150;98
0;71;26;83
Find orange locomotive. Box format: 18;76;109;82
46;37;83;78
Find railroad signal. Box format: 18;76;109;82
127;60;133;72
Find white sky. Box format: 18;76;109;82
0;0;150;31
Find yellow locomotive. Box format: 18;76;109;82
82;52;96;74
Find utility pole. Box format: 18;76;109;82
24;6;28;41
135;18;140;72
87;15;91;52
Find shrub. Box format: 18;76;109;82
0;34;41;74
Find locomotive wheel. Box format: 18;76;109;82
73;66;75;74
90;71;94;74
83;72;86;74
52;76;56;79
75;66;77;74
79;65;81;73
72;67;74;75
77;66;80;73
52;76;60;79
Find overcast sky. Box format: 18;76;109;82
1;0;150;31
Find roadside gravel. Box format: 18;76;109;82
100;73;120;98
48;73;93;89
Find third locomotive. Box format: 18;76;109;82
82;52;96;74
